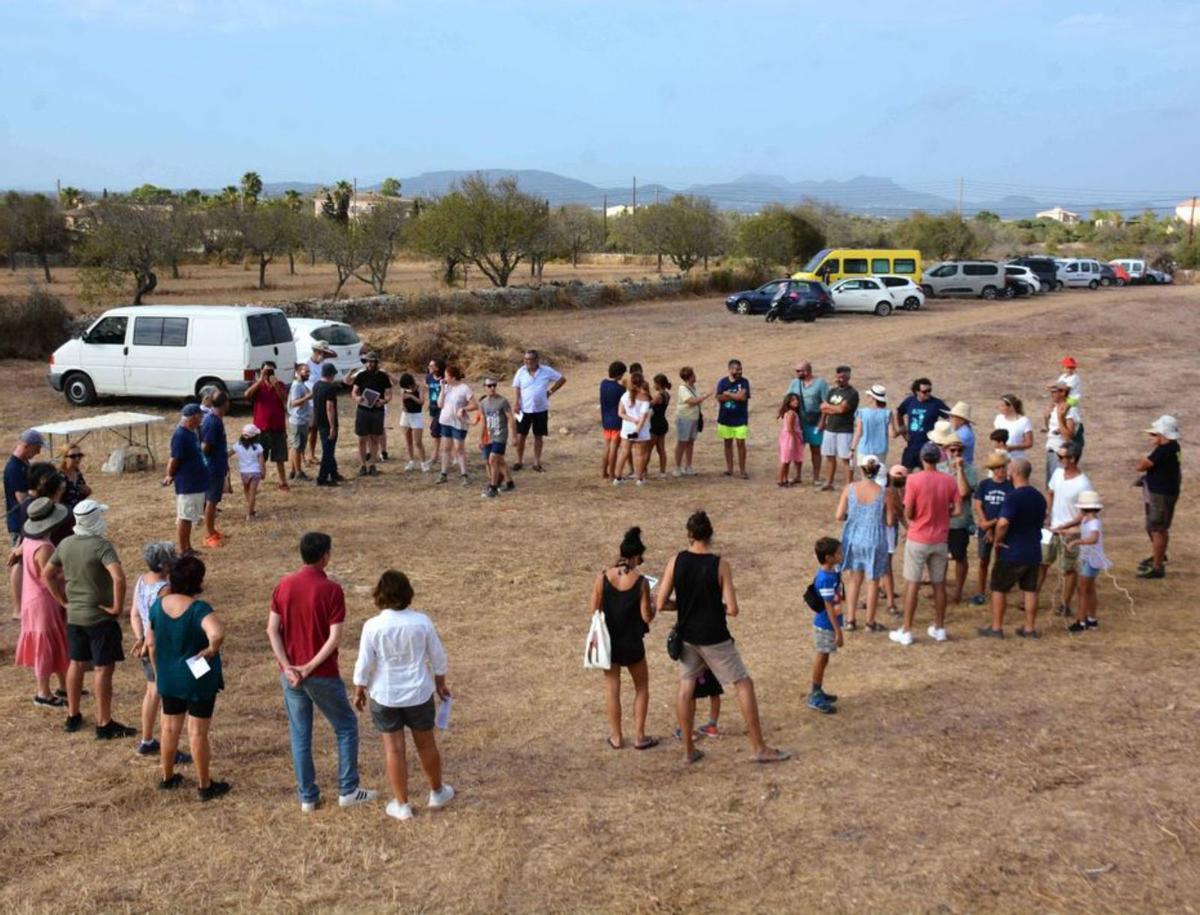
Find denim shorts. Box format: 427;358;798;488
439;424;468;441
1079;561;1101;579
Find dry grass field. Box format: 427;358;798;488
0;256;664;313
0;284;1198;913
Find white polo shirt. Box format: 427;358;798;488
352;608;448;709
512;364;563;413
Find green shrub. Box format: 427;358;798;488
0;291;74;359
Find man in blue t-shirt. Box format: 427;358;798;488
200;392;230;549
599;360;627;481
163;404;211;555
970;451;1014;606
979;458;1046;638
715;359;751;478
896;377;948;470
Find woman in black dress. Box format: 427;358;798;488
649;374;672;477
588;526;657;750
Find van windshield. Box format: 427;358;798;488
801;249;832;272
312;324;360;345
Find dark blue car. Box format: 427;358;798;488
725;279;792;315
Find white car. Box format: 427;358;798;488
1004;264;1042;294
288;318;365;381
876;274;925;309
828;277;896;316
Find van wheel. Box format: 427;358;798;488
981;286;998;300
920;284;934;297
195;378;229;399
1055;280;1064;291
904;295;921;310
63;373;97;407
1116;278;1126;286
1099;277;1112;287
1088;279;1099;290
874;302;893;317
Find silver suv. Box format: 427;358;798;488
921;261;1007;299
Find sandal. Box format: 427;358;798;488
752;748;792;764
684;749;705;765
843;621;858;632
865;621;888;632
634;737;659;750
722;471;732;477
606;737;623;750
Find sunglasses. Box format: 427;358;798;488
485;383;497;388
919;388;932;394
68;453;84;459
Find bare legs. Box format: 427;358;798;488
161;714;211;787
603;661;649;747
382;729;443;806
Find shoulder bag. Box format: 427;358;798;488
583;609;612;670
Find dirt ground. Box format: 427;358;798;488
0;284;1197;913
0;256;664;312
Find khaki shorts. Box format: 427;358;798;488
904;539;949;583
287;422;309;451
1040;533;1078;572
176;492;205;523
678;639;749;686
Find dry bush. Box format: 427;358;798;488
0;291;74;358
597;283;624;305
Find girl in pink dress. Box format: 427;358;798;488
777;393;805;487
15;498;70;707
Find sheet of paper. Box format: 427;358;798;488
1041;528;1053;546
186;654;211;678
435;695;452;730
645;575;660;591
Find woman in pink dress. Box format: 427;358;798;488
15;497;71;707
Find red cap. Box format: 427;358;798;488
1060;356;1077;368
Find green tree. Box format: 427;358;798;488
0;192;20;271
451;174;550;287
282;189;306;274
379;177;403;197
159;198;201;280
973;210;1001;223
319;220;369;299
58;186;86;209
353;200;408;293
896;212;982;260
240;171;264;206
78;200;166;304
660;195;725;273
321;181;353;222
127;183;174;204
406;195;467;285
11;194;67;282
735;205;825;269
551;203;604;267
239;200;293;289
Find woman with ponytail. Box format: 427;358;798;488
835;453;892;631
588;526;657;750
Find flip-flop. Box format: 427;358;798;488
532;464;545;472
722;471;732;477
753;749;792;764
606;737;622;750
634;737;660;750
684;749;705;765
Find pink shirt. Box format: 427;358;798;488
903;469;959;545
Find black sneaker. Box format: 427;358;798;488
483;486;498;499
1137;566;1165;579
977;626;1004;638
812;688;838;703
368;465;379;476
1066;620;1088;633
435;473;448;484
1138;555;1168;570
504;481;515;492
159;773;184;790
1085;617;1099;629
96;720;137;740
380;451;389;462
64;713;83;733
198;780;231;802
1015;627;1040;639
136;738;161;756
358;465;369;476
33;694;66;708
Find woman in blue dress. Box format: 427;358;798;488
835;453;894;632
851;383;895;466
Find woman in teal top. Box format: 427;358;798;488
147;554;230;802
852;384;895;463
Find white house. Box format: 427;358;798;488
1036;206;1080;224
1176;198;1200;226
311;191;409;220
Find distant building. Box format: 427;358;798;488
1036;207;1080;224
605;204;634;218
1176;198;1200;226
311;191;411;220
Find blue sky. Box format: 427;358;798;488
2;0;1198;203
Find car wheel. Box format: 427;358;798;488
1001;285;1016;299
904;295;921;310
63;372;97;407
1116;278;1126;287
803;314;817;323
195;377;229;399
1055;280;1064;291
1145;274;1158;285
920;284;934;297
1100;277;1112;287
981;285;998;300
874;302;893;317
1088;279;1099;290
735;299;751;315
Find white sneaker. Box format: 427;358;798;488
338;787;378;808
404;460;417;471
420;461;432;473
635;479;646;486
683;466;697;476
889;628;914;646
385;800;414;821
927;626;948;642
300;800;320;813
672;468;683;477
612;477;623;486
428;784;455;809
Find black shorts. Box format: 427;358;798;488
67;619;124;666
977;536;994;563
516;410;549;437
205;474;225;506
428;414;442;438
369;696;435;733
355;408;385;437
990;560;1039;594
160;694;216;719
947;529;970;562
261;430;288;463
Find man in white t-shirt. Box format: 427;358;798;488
1040;442;1091;618
511;349;565;472
1043;381;1081;482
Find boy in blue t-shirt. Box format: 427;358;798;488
808;536;845;714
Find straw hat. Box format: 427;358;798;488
867;383;887;404
927;420;961;447
1076;490;1103;511
946;401;973;423
1145;415;1180;441
984;452;1008;469
23;497;68;538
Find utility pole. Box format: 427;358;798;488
602;193;607;244
655;187;660;205
353;177;357;217
957;177;964;217
1189;195;1197;246
632;176;637;211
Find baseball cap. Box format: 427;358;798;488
1061;356;1077;368
181;403;203;417
20;428;45;447
365;351;380;362
321;362;338;377
242;423;261;437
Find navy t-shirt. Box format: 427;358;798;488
426;373;443;416
4;455;29;534
998;485;1046;566
812;567;844;631
974;477;1013;531
170;425;211;495
599;379;624;432
716;377;750;427
897;395;948;452
1145;441;1181;495
200;413;228;476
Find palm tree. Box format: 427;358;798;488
240;171;263;206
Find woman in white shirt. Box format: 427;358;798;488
353;570;453;822
993;394;1034;459
435;364;478;485
615;371;653;486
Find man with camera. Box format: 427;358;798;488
246;361;291;492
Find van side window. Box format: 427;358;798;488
931;264;957;277
268;313;293;344
871;258;890;274
820;259;839;274
843;258;868;274
86;316;128;345
133;316;189;346
893;258;916;274
963;264;997;276
247;315;272;346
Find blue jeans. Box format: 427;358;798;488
318;429;339;484
281;674;360;803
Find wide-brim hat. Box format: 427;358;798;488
1076;490;1103;510
928;419;961;447
868;383;887;403
23;497;68;537
946;401;973;423
1145;415;1180;440
985;452;1009;469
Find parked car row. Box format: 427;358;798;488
920;255;1174;299
727;273;926;323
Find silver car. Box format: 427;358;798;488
921;261;1007;299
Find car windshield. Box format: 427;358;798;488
311;324;360;346
800;249;832;272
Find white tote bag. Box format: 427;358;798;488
583;610;612;670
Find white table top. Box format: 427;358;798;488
33;412;166;436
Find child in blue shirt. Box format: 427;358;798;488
807;537;845;714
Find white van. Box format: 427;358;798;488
49;305;298;406
1056;258;1103;289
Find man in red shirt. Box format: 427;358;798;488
892;442;961;646
267;532;376;811
246;360;291;492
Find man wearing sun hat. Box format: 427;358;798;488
351;352;392;477
943;401;976;464
1136;414;1181;579
1043;380;1081;482
163;403;211;555
930;421;977;604
970;451;1013;606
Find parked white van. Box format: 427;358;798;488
49;305;298;406
1056;258;1103;289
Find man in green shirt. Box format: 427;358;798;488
44;500;135;739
